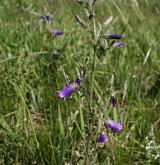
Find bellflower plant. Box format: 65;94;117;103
74;0;126;164
52;0;127;164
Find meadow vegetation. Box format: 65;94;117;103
0;0;160;164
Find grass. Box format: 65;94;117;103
0;0;160;164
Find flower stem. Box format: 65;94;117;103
85;16;97;165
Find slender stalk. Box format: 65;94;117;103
85;16;97;165
90;44;97;110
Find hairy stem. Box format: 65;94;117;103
85;16;97;165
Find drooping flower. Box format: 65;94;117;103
58;78;81;99
76;78;81;87
103;16;113;26
111;96;117;108
75;15;87;29
41;14;52;22
105;34;122;40
113;42;125;47
58;84;77;99
75;15;82;23
52;28;64;37
106;120;123;133
97;133;109;144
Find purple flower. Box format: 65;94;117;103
75;15;87;29
58;84;77;99
41;14;52;22
52;28;64;37
75;15;82;23
113;42;125;47
111;96;117;108
97;133;109;144
76;78;81;87
58;78;81;99
106;34;122;40
106;120;123;133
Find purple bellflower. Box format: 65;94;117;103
52;28;64;37
106;120;123;133
58;84;77;99
111;96;117;108
106;34;122;40
58;78;81;99
97;133;109;144
41;14;52;22
75;14;87;29
76;78;81;87
113;42;125;47
75;15;82;23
